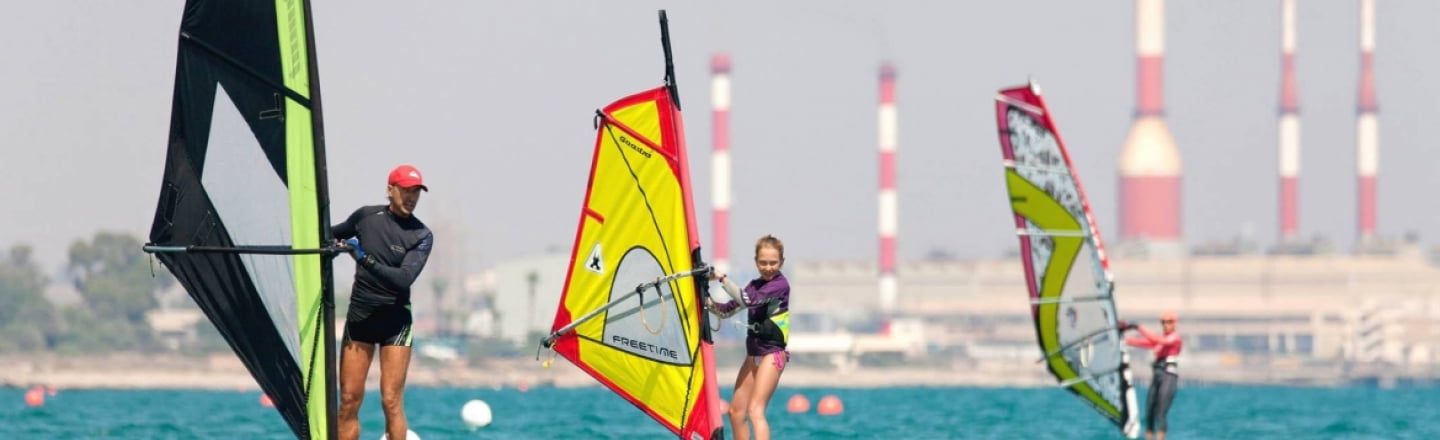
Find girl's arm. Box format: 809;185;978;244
706;298;743;318
716;273;743;303
705;272;745;317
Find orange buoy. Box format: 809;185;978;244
816;395;843;415
45;386;58;396
516;382;529;393
260;394;274;407
785;394;810;413
24;388;44;407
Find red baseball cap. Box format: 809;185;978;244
388;164;428;191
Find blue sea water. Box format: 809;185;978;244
2;385;1436;439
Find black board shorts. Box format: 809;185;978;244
343;304;414;347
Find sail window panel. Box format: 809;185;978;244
602;247;694;365
199;85;302;365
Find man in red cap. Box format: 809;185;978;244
1119;311;1183;440
332;164;433;440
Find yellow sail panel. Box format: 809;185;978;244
610;97;664;151
1005;169;1111;408
551;87;713;438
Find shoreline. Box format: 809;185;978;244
1;354;1428;390
0;365;1055;391
0;354;1054;390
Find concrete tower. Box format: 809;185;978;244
1118;0;1183;255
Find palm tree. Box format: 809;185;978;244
526;270;540;337
432;277;449;337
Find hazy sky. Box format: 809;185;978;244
5;0;1440;278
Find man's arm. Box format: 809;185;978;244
1132;325;1166;345
363;232;432;289
331;208;365;240
1124;336;1156;349
1163;333;1183;353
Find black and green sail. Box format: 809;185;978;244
145;1;336;438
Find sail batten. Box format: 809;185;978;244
994;82;1140;439
1030;295;1113;305
177;34;313;107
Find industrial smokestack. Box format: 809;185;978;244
878;62;898;313
1118;0;1183;254
711;53;732;274
1356;0;1379;245
1278;0;1301;242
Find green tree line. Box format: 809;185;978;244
0;231;181;354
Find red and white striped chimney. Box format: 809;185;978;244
1357;0;1379;244
1119;0;1183;251
710;53;732;274
1278;0;1301;241
878;62;898;313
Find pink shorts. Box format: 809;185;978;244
752;351;790;371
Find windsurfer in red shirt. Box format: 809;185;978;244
1119;310;1182;440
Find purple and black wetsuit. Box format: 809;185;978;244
718;272;791;369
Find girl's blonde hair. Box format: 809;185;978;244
754;234;784;260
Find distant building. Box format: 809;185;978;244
146;308;204;351
468;253;569;345
786;248;1440;368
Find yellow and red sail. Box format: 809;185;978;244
547;11;723;440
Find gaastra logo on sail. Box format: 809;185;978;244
618;135;653;159
612;335;678;360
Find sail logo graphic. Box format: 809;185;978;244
611;335;678;360
618;135;653;159
585;243;605;275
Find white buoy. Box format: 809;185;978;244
377;429;420;440
462;399;494;429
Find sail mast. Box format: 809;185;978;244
298;0;337;434
658;9;724;439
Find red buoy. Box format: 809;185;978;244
24;387;44;407
785;394;810;413
816;395;843;415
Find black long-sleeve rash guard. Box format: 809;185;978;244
332;205;433;309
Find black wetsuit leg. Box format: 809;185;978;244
342;304;414;347
1147;370;1179;432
